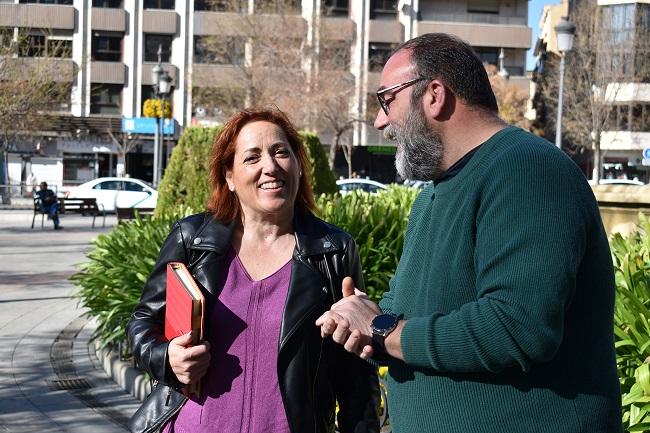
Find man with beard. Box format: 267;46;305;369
316;33;621;433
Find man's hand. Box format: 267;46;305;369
167;332;211;385
316;277;380;359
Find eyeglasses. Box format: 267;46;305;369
376;77;426;115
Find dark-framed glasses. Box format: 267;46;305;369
376;77;426;115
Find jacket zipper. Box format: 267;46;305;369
312;338;325;433
143;387;188;433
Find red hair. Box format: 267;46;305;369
206;108;317;222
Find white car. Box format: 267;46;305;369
597;179;645;186
63;177;158;212
336;178;388;194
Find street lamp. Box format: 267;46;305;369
554;16;576;150
151;45;173;187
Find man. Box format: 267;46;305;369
35;182;62;230
316;33;621;432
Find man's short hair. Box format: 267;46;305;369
396;33;499;113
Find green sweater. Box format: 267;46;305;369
380;127;621;433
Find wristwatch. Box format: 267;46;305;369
371;313;401;354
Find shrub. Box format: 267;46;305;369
317;186;419;302
611;213;650;431
70;212;186;347
301;132;338;195
155;126;219;217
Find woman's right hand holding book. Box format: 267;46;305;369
168;331;211;385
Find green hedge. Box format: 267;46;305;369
611;214;650;431
155;127;219;218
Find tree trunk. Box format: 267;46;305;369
1;147;11;205
591;138;601;183
328;139;338;171
116;152;127;177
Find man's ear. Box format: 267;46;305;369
422;79;448;120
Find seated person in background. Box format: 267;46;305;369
35;182;62;230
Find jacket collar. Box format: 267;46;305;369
188;211;343;257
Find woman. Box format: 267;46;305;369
126;108;380;433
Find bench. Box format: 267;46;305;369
60;198;106;228
32;197;65;229
116;207;155;223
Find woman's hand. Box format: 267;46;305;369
167;332;211;385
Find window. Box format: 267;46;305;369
194;0;246;12
93;180;120;190
194;36;245;65
474;47;498;68
144;34;172;62
90;84;122;114
124;181;147;192
368;42;396;72
255;0;301;14
322;0;348;17
47;38;72;58
370;0;396;19
21;35;46;57
92;34;122;61
92;0;122;7
467;0;498;14
143;0;174;9
19;0;73;4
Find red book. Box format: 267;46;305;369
165;262;205;343
165;262;205;396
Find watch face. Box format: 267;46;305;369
372;314;397;331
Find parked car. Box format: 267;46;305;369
63;177;158;212
403;179;432;189
597;179;645;186
336;178;388;194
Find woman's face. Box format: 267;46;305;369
225;120;301;221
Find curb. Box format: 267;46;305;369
93;341;151;402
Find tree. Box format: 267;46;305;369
486;64;530;129
106;129;142;178
193;0;360;176
0;29;71;203
542;2;649;181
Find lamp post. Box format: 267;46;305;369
151;45;173;187
554;16;576;150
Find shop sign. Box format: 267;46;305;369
122;117;174;135
643;148;650;166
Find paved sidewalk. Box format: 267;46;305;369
0;210;139;433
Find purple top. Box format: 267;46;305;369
163;249;292;433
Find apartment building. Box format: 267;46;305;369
530;0;650;181
0;0;531;186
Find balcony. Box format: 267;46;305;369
0;3;75;30
4;57;75;82
192;64;246;87
421;12;527;26
601;131;650;151
143;9;178;34
91;61;126;84
416;21;531;49
368;20;403;44
321;17;354;41
193;11;306;38
91;7;127;32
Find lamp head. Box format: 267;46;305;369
555;16;576;53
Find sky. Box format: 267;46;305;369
526;0;561;71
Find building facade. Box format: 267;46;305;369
0;0;531;187
529;0;650;181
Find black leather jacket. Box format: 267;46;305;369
126;211;380;433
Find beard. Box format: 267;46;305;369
384;102;443;181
